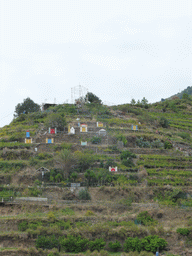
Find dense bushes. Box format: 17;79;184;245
108;241;121;252
159;117;169;128
60;235;89;253
136;211;157;226
89;238;106;251
35;234;167;253
36;235;105;253
36;235;59;250
91;136;101;144
78;189;91;200
120;150;136;167
136;138;164;149
176;228;190;236
124;235;167;253
164;141;173;149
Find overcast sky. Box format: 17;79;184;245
0;0;192;127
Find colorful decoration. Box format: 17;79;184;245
109;166;118;172
97;122;103;127
131;125;138;131
49;128;57;134
26;131;30;138
25;138;32;143
80;124;87;133
46;138;54;143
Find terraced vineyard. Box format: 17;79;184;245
1;99;192;255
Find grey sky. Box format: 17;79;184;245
0;0;192;127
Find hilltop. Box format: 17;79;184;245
0;97;192;255
168;85;192;100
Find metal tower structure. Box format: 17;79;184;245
71;85;88;104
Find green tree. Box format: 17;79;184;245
182;93;190;100
55;149;76;179
74;151;95;172
14;97;40;117
159;117;169;128
84;169;96;185
108;241;121;252
85;92;102;104
130;99;136;105
141;97;148;105
45;113;66;130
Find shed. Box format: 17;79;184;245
46;138;54;144
81;141;87;146
26;131;30;138
42;103;57;111
25;138;32;143
99;129;106;136
97;122;103;127
68;126;75;134
109;166;118;172
49;128;57;134
131;125;138;131
80;124;87;133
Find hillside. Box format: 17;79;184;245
168;86;192;100
0;99;192;256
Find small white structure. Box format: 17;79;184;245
81;141;87;146
80;124;87;133
99;129;106;136
71;183;80;187
109;166;118;172
68;126;75;134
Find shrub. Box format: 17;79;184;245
136;137;151;148
18;221;28;231
78;189;91;200
120;150;136;160
36;153;52;160
151;140;164;148
89;238;106;252
47;211;56;221
141;235;167;253
177;132;190;140
176;228;190;236
48;251;60;256
136;211;157;226
91;136;101;144
36;235;59;249
159;117;169;128
85;210;94;216
164;141;173;149
55;173;63;182
124;236;167;253
108;241;121;252
60;235;89;253
122;159;134;167
124;237;142;252
116;134;127;146
56;220;71;230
